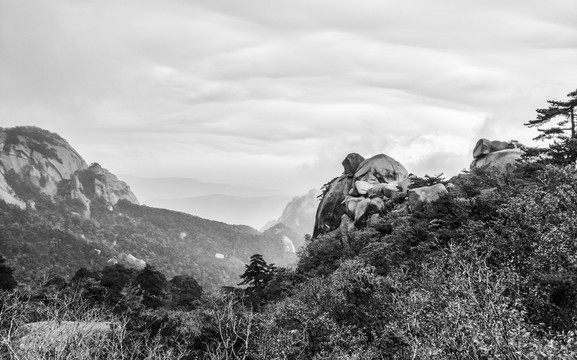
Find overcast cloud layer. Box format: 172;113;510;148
1;0;576;194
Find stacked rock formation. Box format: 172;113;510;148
313;153;449;241
470;138;522;169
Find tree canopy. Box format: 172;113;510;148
238;254;276;291
524;89;577;165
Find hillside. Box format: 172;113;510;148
0;126;298;289
3;89;577;359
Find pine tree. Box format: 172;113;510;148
0;256;17;291
134;264;168;308
524;89;577;165
239;254;276;291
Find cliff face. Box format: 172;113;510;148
262;189;320;239
0;126;138;212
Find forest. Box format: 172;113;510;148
1;89;577;359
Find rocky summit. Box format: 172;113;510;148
261;188;320;239
313;152;414;238
0;126;138;216
313;140;518;241
470;138;522;169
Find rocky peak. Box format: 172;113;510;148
262;189;320;239
0;126;88;203
0;126;138;212
313;152;409;238
85;163;139;205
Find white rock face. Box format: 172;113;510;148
119;253;146;270
11;321;116;360
471;148;522;169
262;189;320;238
89;163;139;205
0;127;88;198
0;127;139;212
0;167;25;208
407;183;448;212
281;236;296;253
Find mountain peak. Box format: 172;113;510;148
0;126;138;213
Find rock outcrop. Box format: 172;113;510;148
313;153;366;238
472;139;514;158
313;152;410;238
0;126;138;215
11;321;116;360
261;189;320;238
86;163;139;205
471;148;523;169
408;183;448;212
470;138;522;169
354;154;409;184
0;126;88;206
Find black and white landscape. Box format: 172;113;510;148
1;1;577;359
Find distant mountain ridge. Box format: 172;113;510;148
119;175;287;199
147;194;293;229
118;175;295;228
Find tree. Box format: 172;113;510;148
524;89;577;165
0;256;17;291
134;264;168;309
169;275;202;308
239;254;275;291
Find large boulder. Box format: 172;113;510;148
473;138;514;158
312;153;365;238
408;183;448;212
354;154;408;184
313;175;355;238
11;321;116;359
313;153;409;238
119;253;146;270
342;153;365;175
471;148;522;169
366;182;402;198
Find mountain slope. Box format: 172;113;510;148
262;189;320;239
0;126;296;289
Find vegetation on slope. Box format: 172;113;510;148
2;90;577;359
1;168;291;289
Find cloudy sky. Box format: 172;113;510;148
1;0;576;195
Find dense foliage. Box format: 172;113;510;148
0;170;294;289
524;89;577;165
3;92;577;358
5;159;577;359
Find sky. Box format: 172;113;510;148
1;0;576;195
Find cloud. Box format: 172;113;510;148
1;0;577;193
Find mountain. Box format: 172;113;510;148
147;194;293;229
119;175;287;199
261;189;320;240
0;126;297;289
118;176;294;228
0;126;138;215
